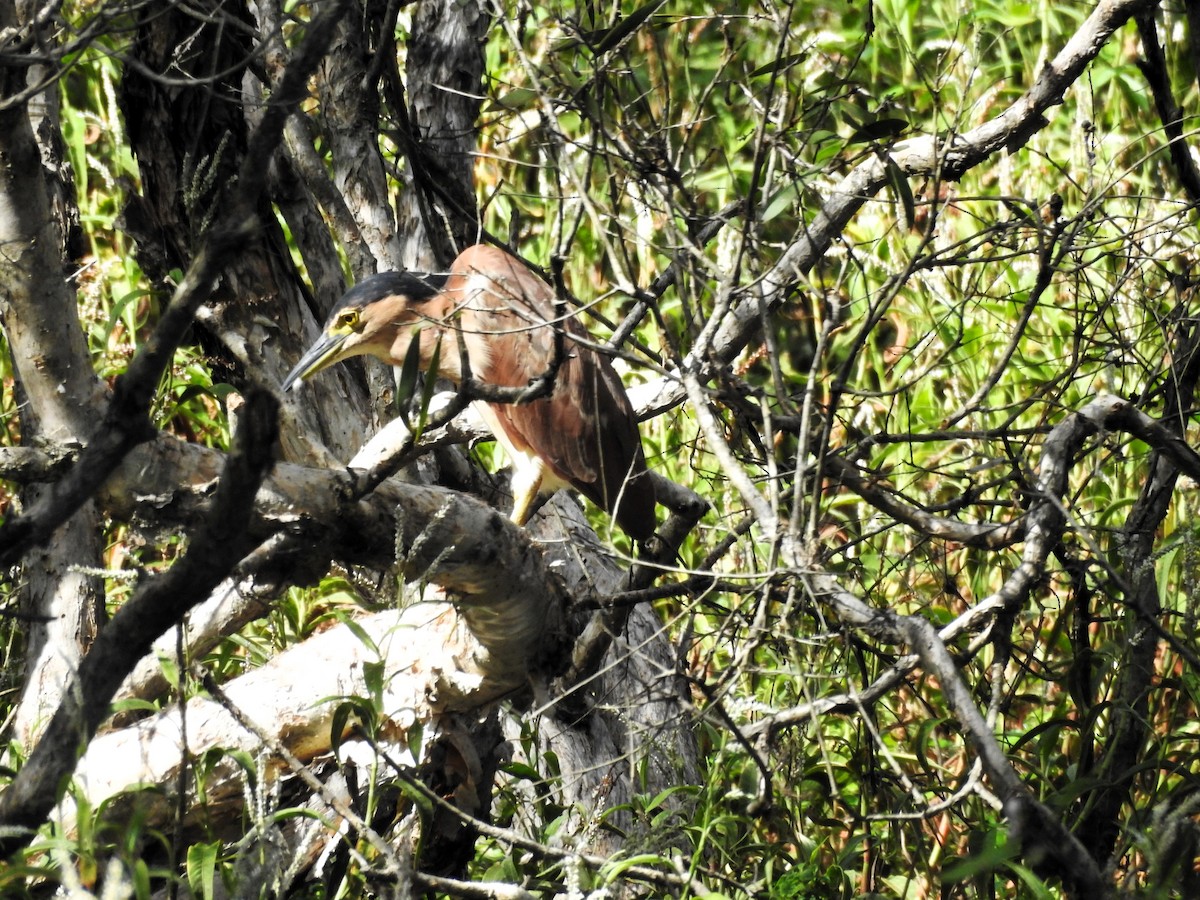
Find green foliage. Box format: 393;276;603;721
771;846;851;899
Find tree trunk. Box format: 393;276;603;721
394;0;489;269
0;1;106;745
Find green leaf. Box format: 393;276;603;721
110;697;159;717
172;384;211;405
585;0;665;55
501;761;543;780
102;287;152;346
414;336;441;439
156;655;180;689
394;774;435;820
404;720;425;760
885;157;915;228
206;383;240;401
337;617;380;655
486;86;540;113
329;698;378;753
132;859;152;899
363;658;386;704
762;180;803;223
394;328;424;420
600;852;672;881
750;52;808;78
1005;861;1059;899
186;841;220;900
1001;198;1039;227
974;0;1039;27
645;784;695;810
223;748;259;790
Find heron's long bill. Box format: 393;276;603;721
282;331;352;391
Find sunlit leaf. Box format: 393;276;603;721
581;0;666;54
750;52;808;78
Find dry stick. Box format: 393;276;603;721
363;728;715;896
640;8;1148;881
1075;317;1200;864
282;115;370;267
554;485;707;698
607;200;746;352
797;567;1107;896
0;6;125;113
0;0;354;570
0;2;353;852
890;613;1106;897
114;532;319;709
601;15;1162;754
0;389;280;855
682;370;776;532
822;455;1027;549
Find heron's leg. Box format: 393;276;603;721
509;460;545;526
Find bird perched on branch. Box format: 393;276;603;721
283;244;657;541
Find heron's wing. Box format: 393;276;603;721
445;245;656;537
493;336;656;537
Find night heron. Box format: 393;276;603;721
283;244;657;541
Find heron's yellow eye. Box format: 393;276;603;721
334;308;362;333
